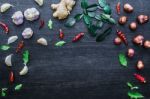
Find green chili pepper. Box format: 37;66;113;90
55;41;66;47
15;84;23;91
0;45;10;51
23;50;29;65
1;88;7;97
118;53;128;67
48;19;53;29
128;91;144;99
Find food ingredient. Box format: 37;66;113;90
11;11;24;25
127;48;135;58
137;15;149;24
7;35;18;44
1;88;7;97
23;50;29;65
59;29;64;39
48;19;53;29
16;41;24;53
134;73;146;83
0;21;9;33
118;53;127;67
15;84;23;91
55;41;66;47
34;0;44;6
124;3;133;13
19;65;28;76
0;45;10;51
116;2;120;15
117;30;128;46
133;35;144;46
9;71;14;83
24;8;40;21
51;0;76;20
39;19;45;29
72;32;84;42
118;16;127;25
22;28;33;39
129;22;137;30
0;3;13;13
114;37;122;45
127;82;139;90
37;37;48;46
128;91;144;99
143;40;150;48
5;54;13;66
136;60;144;70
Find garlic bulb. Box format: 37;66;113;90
5;54;13;66
0;3;13;13
7;35;18;44
22;28;33;39
24;8;40;21
19;65;28;76
34;0;44;6
37;37;48;46
11;11;24;25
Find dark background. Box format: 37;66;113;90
0;0;150;99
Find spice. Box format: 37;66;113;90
0;3;13;13
48;19;53;29
16;41;24;53
5;54;13;67
124;3;133;13
127;82;139;90
1;88;7;97
118;16;127;25
137;15;149;24
7;35;18;44
136;60;144;70
55;41;66;47
9;71;14;83
0;21;9;33
15;84;23;91
134;73;146;83
114;37;122;45
143;40;150;48
11;11;24;25
117;30;128;46
23;50;29;65
128;91;144;99
116;2;120;15
72;32;84;42
118;53;128;67
39;19;45;29
127;48;135;58
129;22;137;31
22;28;33;39
19;65;28;76
59;29;64;39
133;35;144;46
0;45;10;51
37;37;48;46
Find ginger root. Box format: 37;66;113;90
51;0;75;20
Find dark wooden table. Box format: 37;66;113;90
0;0;150;99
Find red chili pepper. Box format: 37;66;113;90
59;29;64;39
0;21;9;34
16;41;24;53
116;2;120;15
117;30;128;46
39;19;45;29
9;71;14;83
134;73;146;83
72;32;84;42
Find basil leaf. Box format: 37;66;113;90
95;14;101;20
87;4;98;9
96;21;103;29
65;18;76;27
23;50;29;65
55;41;66;47
96;27;112;42
98;0;107;7
83;14;91;25
81;0;88;9
101;13;116;24
74;14;83;21
15;84;23;91
108;18;116;24
103;5;111;14
86;4;98;12
88;12;96;18
128;91;144;99
0;45;10;51
88;25;97;37
118;53;127;67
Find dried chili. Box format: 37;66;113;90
117;30;128;46
116;2;121;15
9;71;14;83
72;32;84;42
134;73;146;83
39;19;44;29
0;21;9;34
59;29;64;39
16;41;24;53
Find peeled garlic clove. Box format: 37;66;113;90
34;0;44;6
19;65;28;76
7;35;18;44
0;3;13;13
37;37;48;46
5;54;13;66
22;28;33;39
11;11;24;25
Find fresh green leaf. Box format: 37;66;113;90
118;53;127;67
87;4;98;9
83;14;91;25
95;14;102;20
127;82;133;89
48;19;53;29
96;27;112;42
81;0;88;9
98;0;107;7
108;18;116;24
86;4;98;12
15;84;23;91
100;13;116;24
23;50;29;65
0;45;10;51
128;91;144;99
74;14;84;21
88;12;96;18
127;82;139;90
88;25;98;37
96;21;103;28
55;41;66;47
1;88;7;97
65;18;76;27
103;5;111;14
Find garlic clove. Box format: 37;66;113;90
5;54;13;66
22;28;33;39
34;0;44;6
137;60;144;70
37;37;48;46
0;3;13;13
7;35;18;44
19;65;28;76
143;40;150;48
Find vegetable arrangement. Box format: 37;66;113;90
0;0;149;98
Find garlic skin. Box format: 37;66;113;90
0;3;13;13
5;54;13;66
7;35;18;44
24;8;40;21
37;37;48;46
35;0;44;6
19;65;28;76
22;28;33;39
12;11;24;25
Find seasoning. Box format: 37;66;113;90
55;41;66;47
118;53;128;67
0;21;9;33
124;3;133;13
136;60;144;70
127;48;135;58
15;84;23;91
59;29;64;39
5;54;13;67
22;28;33;39
143;40;150;48
0;45;10;51
1;88;7;97
116;2;120;15
39;19;45;29
114;37;122;45
134;73;146;83
117;30;128;46
133;35;144;46
72;32;84;42
9;71;14;83
11;11;24;25
16;41;24;53
137;15;149;24
48;19;53;29
7;35;18;44
37;37;48;46
118;16;127;25
129;22;137;31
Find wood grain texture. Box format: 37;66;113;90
0;0;150;99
